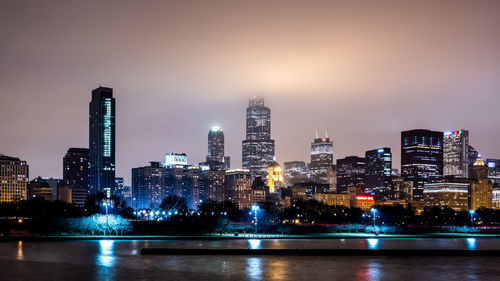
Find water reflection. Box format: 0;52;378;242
366;239;379;249
356;259;382;281
248;239;262;249
246;258;263;280
466;238;476;250
97;240;116;267
17;241;23;261
269;259;289;281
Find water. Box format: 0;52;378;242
1;239;500;280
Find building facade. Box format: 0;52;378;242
336;156;365;194
225;169;252;209
309;131;333;184
283;161;308;187
89;86;115;197
443;130;470;178
132;162;168;210
365;148;392;200
469;157;493;210
314;192;351;207
401;129;443;201
242;96;275;179
63;148;89;190
206;127;230;170
423;182;469;211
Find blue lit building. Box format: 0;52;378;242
365;147;392;200
89;86;115;197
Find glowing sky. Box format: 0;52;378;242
1;0;499;184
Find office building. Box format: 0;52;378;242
423;182;469;211
28;176;63;201
203;170;225;203
63;148;89;190
283;161;308;187
336;156;365;193
225;169;252;209
365;148;392;200
242;96;275;179
132;162;168;210
206;126;230;170
401;129;443;201
314;192;351;207
469;157;493;210
309;130;334;184
266;162;284;194
443;130;470;178
391;176;413;201
486;159;500;187
89;86;115;197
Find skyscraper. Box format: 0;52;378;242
309;130;334;184
443;130;470;178
206;126;230;170
89;86;115;197
225;169;252;209
63;148;89;190
132;162;168;210
336;156;365;194
469;156;493;210
283;161;308;187
0;155;28;202
365;148;392;200
242;96;275;179
401;129;443;201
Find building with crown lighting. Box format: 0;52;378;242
206;127;230;170
242;96;275;179
443;130;470;178
469;157;492;210
309;130;334;184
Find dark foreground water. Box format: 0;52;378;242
1;238;500;280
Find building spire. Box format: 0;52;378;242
315;129;319;139
325;128;329;139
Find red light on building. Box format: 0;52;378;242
356;195;374;201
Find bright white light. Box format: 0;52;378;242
366;239;379;249
466;238;476;250
248;239;262;249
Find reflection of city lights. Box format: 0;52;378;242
466;238;476;250
366;238;379;249
17;241;23;260
97;240;116;267
248;239;262;249
246;258;263;281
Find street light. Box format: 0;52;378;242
469;209;475;225
371;208;377;231
251;205;260;234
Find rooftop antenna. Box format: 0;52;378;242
325;128;329;139
315;129;319;139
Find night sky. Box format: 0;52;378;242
1;0;499;185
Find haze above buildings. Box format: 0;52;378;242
1;0;500;185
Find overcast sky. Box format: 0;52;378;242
1;0;499;185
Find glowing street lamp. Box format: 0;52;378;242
251;205;260;233
469;209;476;225
371;208;377;230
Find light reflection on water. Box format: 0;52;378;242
17;241;23;261
246;257;263;280
366;239;379;249
97;240;115;267
248;239;262;249
466;238;476;250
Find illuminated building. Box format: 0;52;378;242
89;86;115;197
353;195;375;211
401;129;443;201
314;192;351;207
365;148;392;200
132;162;168;210
309;130;333;184
283;161;308;187
443;130;470;178
225;169;252;209
63;148;89;190
242;96;275;179
251;188;266;204
486;159;500;187
206;127;230;170
267;162;284;194
28;177;63;201
164;153;188;167
391;176;413;201
469;156;492;209
327;165;337;192
493;187;500;210
423;182;469;211
336;156;365;193
291;187;307;200
203;170;225;203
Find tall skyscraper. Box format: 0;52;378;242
206;126;230;170
401;129;443;201
309;130;334;184
469;156;493;210
365;148;392;200
132;162;168;210
443;130;470;178
0;155;28;202
63;148;89;190
283;161;308;187
242;96;275;179
89;86;115;197
336;156;365;194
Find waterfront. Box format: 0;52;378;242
1;239;500;280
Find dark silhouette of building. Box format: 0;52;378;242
205;127;230;170
242;96;275;179
63;148;89;190
309;129;333;184
89;86;115;197
365;148;392;200
336;156;365;194
401;129;443;201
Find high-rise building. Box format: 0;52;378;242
486;158;500;187
63;148;90;190
266;162;284;194
283;161;308;187
309;130;334;184
336;156;365;194
423;182;469;211
242;96;275;179
225;169;252;209
469;156;493;210
203;170;225;203
205;127;230;170
391;176;413;201
365;148;392;200
89;86;115;197
401;129;443;201
443;130;470;178
132;162;168;210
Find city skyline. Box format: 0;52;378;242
1;0;500;185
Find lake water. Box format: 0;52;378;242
1;238;500;280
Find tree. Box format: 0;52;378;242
160;195;188;216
